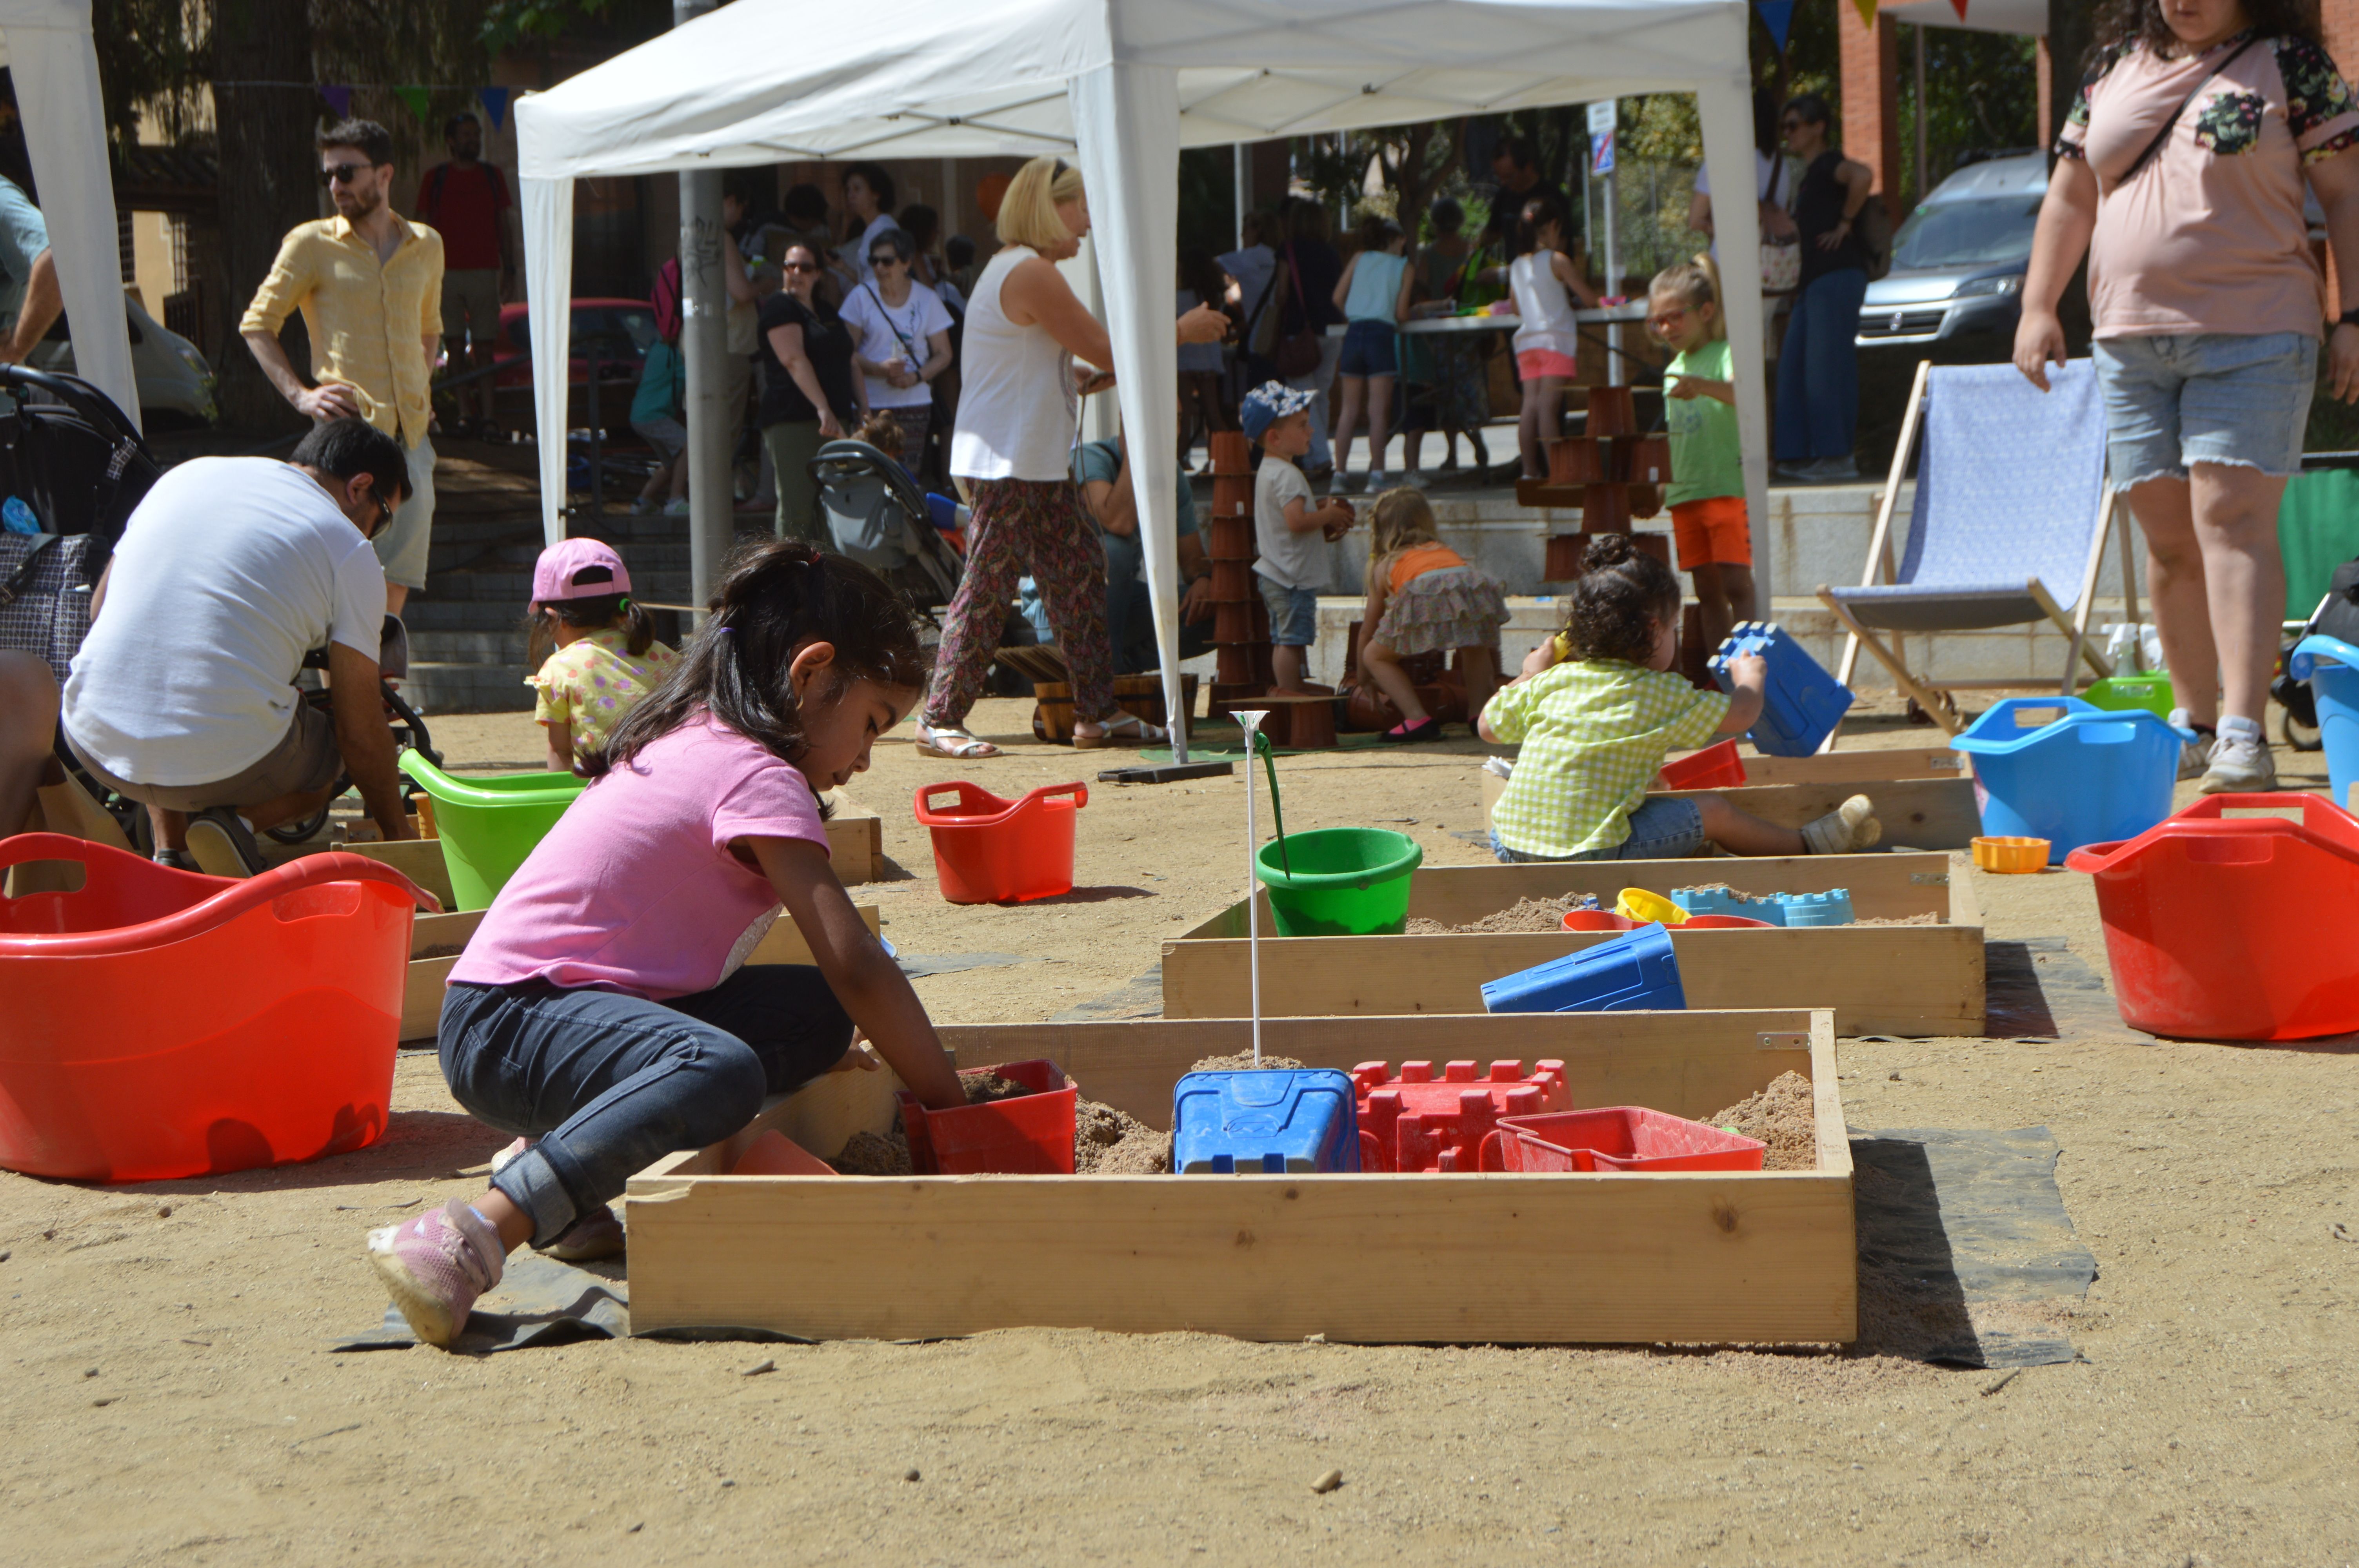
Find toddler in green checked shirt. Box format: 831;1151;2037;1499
1478;534;1880;862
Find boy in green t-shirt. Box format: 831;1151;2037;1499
1649;258;1752;653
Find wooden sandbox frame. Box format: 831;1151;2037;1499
1479;747;1980;850
624;1009;1854;1346
1163;852;1983;1036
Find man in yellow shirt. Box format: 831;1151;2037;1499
240;118;444;614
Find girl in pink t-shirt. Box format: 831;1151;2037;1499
367;541;966;1348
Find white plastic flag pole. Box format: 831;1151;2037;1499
1233;710;1270;1067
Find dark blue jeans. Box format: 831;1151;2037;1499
440;967;854;1246
1775;268;1868;462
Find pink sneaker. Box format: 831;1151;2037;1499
541;1204;626;1263
367;1198;505;1347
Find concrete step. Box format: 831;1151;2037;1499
410;629;531;662
424;567;692;602
403;600;529;632
405;661;537;715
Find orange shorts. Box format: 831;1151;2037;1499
1670;495;1752;570
1516;348;1578;382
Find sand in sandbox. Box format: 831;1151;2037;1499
830;1127;914;1175
1405;897;1584;935
1187;1053;1307;1072
1704;1070;1817;1171
413;942;467;960
1074;1098;1169;1174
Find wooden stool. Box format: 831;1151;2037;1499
1259;692;1338;750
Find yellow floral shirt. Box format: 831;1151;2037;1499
1484;659;1730;857
527;627;679;760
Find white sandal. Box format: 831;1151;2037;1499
1073;710;1167;750
914;722;1002;760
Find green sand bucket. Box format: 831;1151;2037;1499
2083;671;2174;722
397;751;587;911
1253;828;1423;936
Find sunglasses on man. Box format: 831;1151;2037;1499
320;163;371;187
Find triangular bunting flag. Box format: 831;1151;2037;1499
319;84;353;118
393;85;433;125
1949;0;1968;16
1755;0;1795;49
478;86;511;132
1852;0;1877;29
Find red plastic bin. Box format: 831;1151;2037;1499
2065;793;2359;1040
1659;739;1748;791
1481;1107;1767;1172
0;834;436;1181
914;780;1087;904
897;1059;1078;1174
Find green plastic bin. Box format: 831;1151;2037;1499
397;751;587;911
2083;671;2174;722
1252;828;1423;937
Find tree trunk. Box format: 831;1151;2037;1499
211;0;316;434
2047;0;2094;167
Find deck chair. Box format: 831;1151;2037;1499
1818;359;2125;742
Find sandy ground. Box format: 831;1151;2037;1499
6;698;2358;1565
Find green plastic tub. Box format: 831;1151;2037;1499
2083;671;2175;722
1252;828;1423;937
397;751;587;911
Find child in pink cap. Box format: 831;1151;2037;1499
523;537;679;770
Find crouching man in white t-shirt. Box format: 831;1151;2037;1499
60;418;421;876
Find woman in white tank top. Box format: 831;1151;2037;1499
916;155;1229;759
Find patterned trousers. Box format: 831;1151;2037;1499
925;476;1115;729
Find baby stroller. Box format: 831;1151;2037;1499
809;439;963;619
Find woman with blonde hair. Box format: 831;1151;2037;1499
1354;486;1507;742
915;154;1229;758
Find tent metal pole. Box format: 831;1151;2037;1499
1234;143;1248;237
676;0;731;623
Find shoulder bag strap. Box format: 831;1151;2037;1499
2117;35;2261;188
0;534;58;610
860;280;922;361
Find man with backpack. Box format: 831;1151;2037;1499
414;112;515;437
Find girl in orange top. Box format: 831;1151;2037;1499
1356;488;1509;742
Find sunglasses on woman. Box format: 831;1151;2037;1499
869;253;904;269
783;260;821;274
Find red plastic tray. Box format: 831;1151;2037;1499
2065;793;2359;1040
1483;1107;1766;1173
1659;739;1747;791
898;1059;1077;1174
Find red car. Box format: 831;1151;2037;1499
485;297;657;438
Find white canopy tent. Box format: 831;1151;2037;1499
516;0;1768;759
0;0;137;430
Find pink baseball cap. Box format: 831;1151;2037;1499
531;537;632;608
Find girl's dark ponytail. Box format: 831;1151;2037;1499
1561;533;1681;666
618;596;655;657
582;538;928;784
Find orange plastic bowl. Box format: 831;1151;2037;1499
0;835;435;1182
1972;835;2052;873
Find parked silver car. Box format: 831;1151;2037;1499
1856;151;2048;349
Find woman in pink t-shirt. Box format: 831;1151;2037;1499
365;541;966;1348
2017;0;2359;792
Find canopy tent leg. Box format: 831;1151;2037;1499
1071;62;1188;763
523;175;576;548
1696;69;1772;611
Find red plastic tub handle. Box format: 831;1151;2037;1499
913;779;1088;828
0;834;440;957
2066;792;2359;874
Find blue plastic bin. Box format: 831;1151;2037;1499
1950;696;2178;862
1480;922;1687;1014
2290;634;2359;814
1171;1069;1360;1174
1708;621;1856;757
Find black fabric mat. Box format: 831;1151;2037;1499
1981;936;2149;1044
1850;1126;2097;1368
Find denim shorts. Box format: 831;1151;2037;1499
2092;330;2316;487
1491;794;1708;862
1338;319;1398;378
1257;574;1319;647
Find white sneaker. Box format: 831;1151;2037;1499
1801;794;1881;855
1366;470;1389;492
2166;708;2214;781
1401;470;1430;490
2199;718;2277;794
